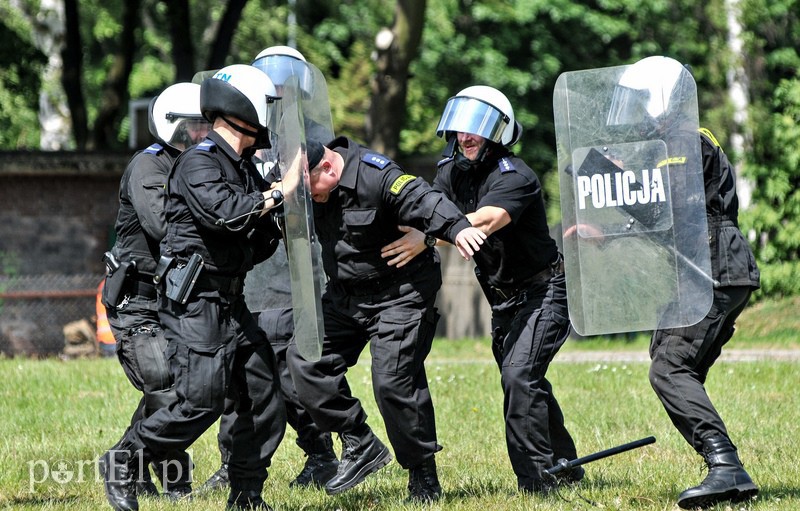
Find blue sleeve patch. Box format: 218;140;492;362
437;156;454;167
196;140;216;152
143;143;163;155
499;157;516;173
362;152;391;169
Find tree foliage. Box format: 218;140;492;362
0;0;798;296
738;0;800;297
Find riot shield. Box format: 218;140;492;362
274;63;333;361
554;58;713;336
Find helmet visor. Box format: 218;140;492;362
252;55;313;95
606;85;651;126
436;96;509;143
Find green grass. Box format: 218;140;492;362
1;296;798;510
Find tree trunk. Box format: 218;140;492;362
366;0;426;158
89;0;141;150
165;0;195;81
205;0;249;70
724;0;754;209
61;0;87;150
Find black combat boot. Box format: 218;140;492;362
135;468;159;497
677;437;758;509
156;453;193;501
324;426;393;495
407;456;442;503
199;463;229;492
226;489;272;510
99;444;141;511
289;451;339;488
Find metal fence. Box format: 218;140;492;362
0;273;103;356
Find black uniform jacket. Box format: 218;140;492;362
433;148;558;291
161;131;272;276
113;142;180;276
698;129;759;288
313;137;472;287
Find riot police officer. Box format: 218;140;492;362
608;56;760;509
427;86;582;494
202;45;339;492
100;64;287;511
101;82;210;500
285;137;485;502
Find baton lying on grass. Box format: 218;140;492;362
545;436;656;477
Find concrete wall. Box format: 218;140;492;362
0;152;493;355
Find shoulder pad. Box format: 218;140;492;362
142;143;163;155
362;152;391;170
196;140;216;152
698;127;723;149
437;156;454;167
498;157;517;173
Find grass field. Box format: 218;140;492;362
0;296;798;510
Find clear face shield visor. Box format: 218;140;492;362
436;96;510;143
252;55;313;96
606;86;651;126
166;113;212;147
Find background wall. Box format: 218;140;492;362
0;152;492;355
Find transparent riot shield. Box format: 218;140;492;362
274;63;334;361
554;58;713;336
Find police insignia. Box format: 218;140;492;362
390;174;416;195
196;141;216;152
437;156;454;167
143;143;163;155
499;157;516;173
363;153;391;169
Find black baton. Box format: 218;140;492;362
545;436;656;477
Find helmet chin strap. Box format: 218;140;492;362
220;116;272;149
453;139;494;171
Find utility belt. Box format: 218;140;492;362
123;274;157;300
478;253;564;303
194;273;245;296
338;276;399;297
336;259;425;297
154;253;244;303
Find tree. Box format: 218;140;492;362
0;15;46;149
366;0;426;158
738;0;800;296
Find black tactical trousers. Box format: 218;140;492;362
287;279;442;469
125;294;286;491
216;308;332;464
107;294;192;484
489;272;575;481
649;285;752;452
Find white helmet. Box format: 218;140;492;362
436;85;522;147
607;56;694;127
148;82;207;149
200;64;278;130
251;45;313;95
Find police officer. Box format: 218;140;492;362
285;137;486;502
423;86;582;494
607;56;760;509
101;82;210;500
100;64;287;511
201;46;339;492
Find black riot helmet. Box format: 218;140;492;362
200;64;280;149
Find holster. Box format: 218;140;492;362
473;266;494;304
165;253;204;304
101;251;135;308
